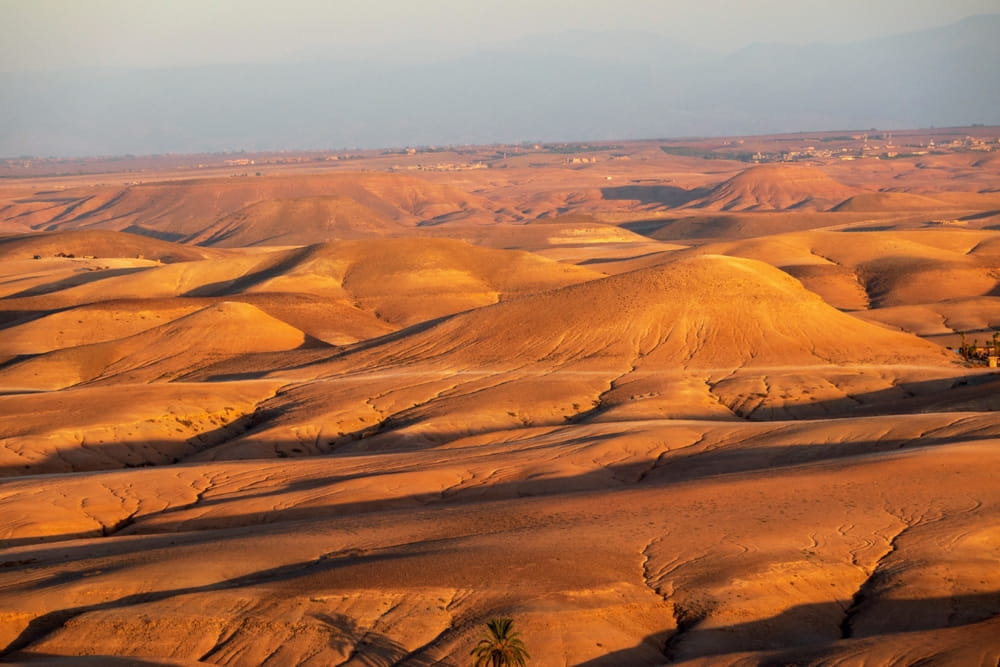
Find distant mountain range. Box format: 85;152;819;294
2;15;998;157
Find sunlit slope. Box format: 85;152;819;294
0;237;602;349
0;294;395;356
0;236;604;390
293;237;604;325
855;297;1000;339
0;302;311;391
0;299;207;356
336;253;951;369
691;228;1000;316
219;254;957;458
0;230;226;304
686;165;858;211
0;229;226;263
0;172;500;243
0;412;996;664
184;195;399;246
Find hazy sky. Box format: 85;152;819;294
2;0;998;71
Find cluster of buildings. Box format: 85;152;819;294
387;162;489;172
747;134;999;164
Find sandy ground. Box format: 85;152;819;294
0;132;998;666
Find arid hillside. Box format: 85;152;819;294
0;172;502;242
684;164;858;211
0;131;998;666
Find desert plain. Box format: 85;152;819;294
0;128;999;665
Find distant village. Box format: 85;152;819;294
3;127;998;178
743;133;999;164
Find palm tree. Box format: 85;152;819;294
470;617;530;667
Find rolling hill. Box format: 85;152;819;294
215;254;958;458
0;173;500;243
686;165;858;211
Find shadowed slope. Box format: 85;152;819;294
833;191;951;212
0;380;283;478
184;196;401;246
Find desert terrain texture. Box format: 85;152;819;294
1;128;999;666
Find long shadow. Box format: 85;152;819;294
601;185;706;207
0;466;387;551
0;548;431;660
0;309;58;330
6;266;151;298
108;430;1000;537
1;420;996;662
578;250;674;266
183;245;315;297
0;654;186;666
3;421;996;555
619;214;762;242
181;346;338;382
311;612;442;666
263;310;456;364
959;208;1000;222
0;369;996;485
56;190;130;224
120;225;186;243
574;593;1000;665
0;402;277;485
771;370;1000;421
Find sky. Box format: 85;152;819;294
1;0;998;71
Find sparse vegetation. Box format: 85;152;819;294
471;618;529;667
660;145;756;162
541;143;622;154
956;331;1000;365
